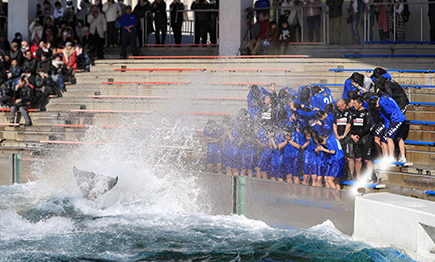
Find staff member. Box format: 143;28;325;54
120;5;139;58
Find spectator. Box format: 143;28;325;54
58;28;73;48
62;42;78;84
82;27;97;70
42;28;58;48
41;0;54;17
327;0;343;44
20;41;30;56
50;55;67;91
79;0;93;25
394;0;406;41
30;40;39;58
191;0;211;45
54;2;65;25
88;5;107;59
8;59;21;80
170;0;185;45
279;21;291;54
29;19;44;45
430;0;435;42
133;0;154;46
287;0;303;42
35;41;51;59
120;5;139;58
9;42;23;66
348;0;361;44
43;17;58;39
103;0;122;48
34;67;55;110
246;12;270;55
254;0;271;20
377;0;392;41
272;0;283;21
153;0;168;44
22;50;38;75
304;0;322;42
37;52;51;74
10;76;32;126
75;20;85;41
0;33;10;56
11;33;23;48
360;0;375;41
263;21;279;55
209;0;219;45
63;1;78;28
94;0;103;11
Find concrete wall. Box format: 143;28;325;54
354;193;435;262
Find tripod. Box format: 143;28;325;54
236;26;252;56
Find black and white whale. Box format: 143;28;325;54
73;167;118;200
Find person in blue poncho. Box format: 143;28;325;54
204;119;225;174
368;95;407;162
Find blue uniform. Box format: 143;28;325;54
270;132;286;179
256;128;272;172
247;86;270;120
204;124;224;164
342;79;358;99
284;130;302;177
325;136;344;177
303;138;317;175
223;125;241;168
319;113;335;137
240;138;256;170
378;95;406;141
311;88;333;111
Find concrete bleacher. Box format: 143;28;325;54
1;57;434;198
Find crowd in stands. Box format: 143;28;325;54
245;0;435;55
204;67;409;189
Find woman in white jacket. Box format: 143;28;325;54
29;19;44;43
102;0;121;47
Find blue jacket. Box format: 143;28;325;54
311;88;333;110
342;78;358;99
326;136;344;162
120;13;138;33
379;95;406;127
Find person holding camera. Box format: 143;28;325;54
10;76;32;126
170;0;185;45
246;12;270;55
191;0;211;45
88;5;107;59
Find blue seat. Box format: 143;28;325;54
404;140;435;146
407;85;435;88
425;191;435;195
407;120;435;125
342;180;385;189
409;102;435;106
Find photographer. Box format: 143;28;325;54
246;12;270;55
191;0;210;45
50;55;67;91
10;76;32;126
88;5;107;59
34;67;58;110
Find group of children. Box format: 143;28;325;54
204;67;409;189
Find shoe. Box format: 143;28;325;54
24;122;32;126
398;156;407;163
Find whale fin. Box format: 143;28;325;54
73;166;118;200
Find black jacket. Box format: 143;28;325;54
133;1;155;33
191;2;210;21
22;58;39;74
82;33;98;55
153;1;167;24
170;2;185;24
327;0;343;18
377;79;409;110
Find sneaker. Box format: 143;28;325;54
24;122;32;126
398;156;407;163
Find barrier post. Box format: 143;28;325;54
9;153;21;184
236;176;247;216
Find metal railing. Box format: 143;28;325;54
140;9;219;46
365;1;430;42
253;5;330;44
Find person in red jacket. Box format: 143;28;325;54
246;12;270;55
62;42;77;70
62;42;77;84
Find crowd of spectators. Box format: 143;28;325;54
246;0;435;54
204;67;409;189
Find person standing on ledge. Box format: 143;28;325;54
120;5;139;59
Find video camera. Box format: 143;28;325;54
244;7;255;20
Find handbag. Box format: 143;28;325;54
346;15;353;24
115;18;121;29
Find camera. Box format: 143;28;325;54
245;7;255;20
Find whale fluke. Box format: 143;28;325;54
73;167;118;200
